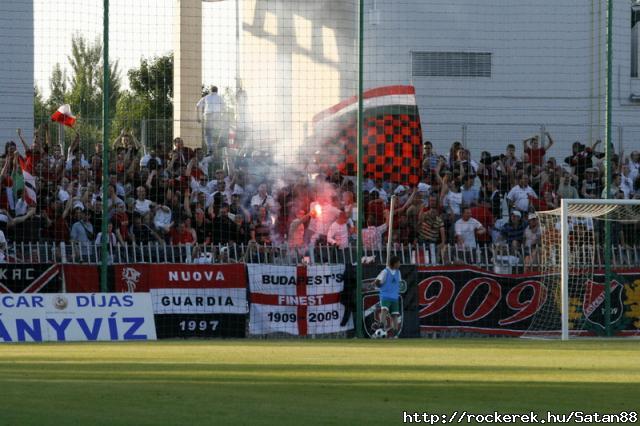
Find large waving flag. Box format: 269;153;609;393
51;104;76;128
312;85;423;186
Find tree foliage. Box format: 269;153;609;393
113;54;173;151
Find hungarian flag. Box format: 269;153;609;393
18;155;36;206
312;85;423;186
51;104;76;127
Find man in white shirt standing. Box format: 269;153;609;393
196;86;224;153
327;211;352;249
250;183;277;213
506;175;537;214
454;208;486;249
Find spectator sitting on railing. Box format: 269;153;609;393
500;210;527;251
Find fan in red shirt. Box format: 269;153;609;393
469;199;495;246
523;132;554;167
170;219;196;245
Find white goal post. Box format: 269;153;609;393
531;198;640;340
560;199;640;340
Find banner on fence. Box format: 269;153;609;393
417;266;640;336
0;293;156;342
111;264;248;338
354;265;420;338
62;265;100;293
248;264;353;336
0;265;61;293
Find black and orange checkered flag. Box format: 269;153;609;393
312;86;423;186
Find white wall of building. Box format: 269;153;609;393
0;1;34;150
364;0;640;161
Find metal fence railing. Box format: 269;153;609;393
6;242;640;271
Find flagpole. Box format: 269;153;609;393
355;0;365;338
100;0;110;293
604;0;613;336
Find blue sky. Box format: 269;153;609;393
35;0;238;97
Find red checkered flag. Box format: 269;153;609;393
312;85;423;186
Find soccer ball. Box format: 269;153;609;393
373;328;387;339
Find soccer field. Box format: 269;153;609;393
0;340;638;425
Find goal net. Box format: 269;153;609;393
527;199;640;340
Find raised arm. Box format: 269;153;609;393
183;188;193;218
544;132;554;150
16;128;29;152
395;188;417;214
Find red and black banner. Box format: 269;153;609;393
417;266;640;337
0;264;61;293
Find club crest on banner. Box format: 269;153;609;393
362;278;407;338
582;279;624;331
122;267;142;292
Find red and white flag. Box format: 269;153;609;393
50;104;76;127
18;156;36;206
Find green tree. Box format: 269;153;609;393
47;63;68;112
113;54;173;151
65;35;120;151
34;86;48;126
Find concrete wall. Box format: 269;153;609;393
0;1;34;150
240;0;358;163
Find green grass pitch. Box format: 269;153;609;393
0;339;638;425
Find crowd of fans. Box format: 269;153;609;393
1;124;639;265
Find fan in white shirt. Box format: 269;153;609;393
506;175;537;212
454;208;486;249
134;186;155;218
250;184;277;212
326;212;352;249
